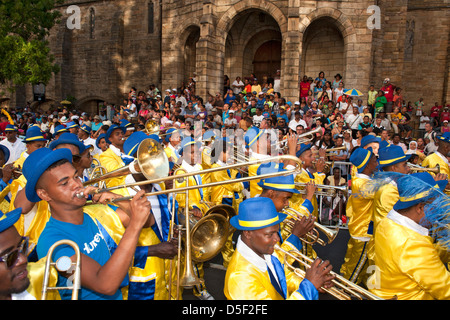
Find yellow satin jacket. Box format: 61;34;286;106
421;152;450;195
290;168;325;218
209;163;244;212
98;148;128;197
368;213;450;300
346;174;374;238
10;175;50;256
224;238;312;300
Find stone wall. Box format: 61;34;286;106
0;0;448;115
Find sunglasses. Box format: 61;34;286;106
0;237;29;269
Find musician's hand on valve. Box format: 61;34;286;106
315;157;326;173
305;258;335;291
304;181;317;201
191;207;203;219
291;215;315;239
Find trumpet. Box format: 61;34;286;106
41;240;81;300
145;119;177;136
274;244;384;300
407;163;440;174
324;146;347;154
281;206;339;246
295;182;348;197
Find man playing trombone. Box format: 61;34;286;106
224;197;335;300
25;147;154;300
340;146;378;287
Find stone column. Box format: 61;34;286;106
282;0;301;103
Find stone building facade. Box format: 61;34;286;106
2;0;449;115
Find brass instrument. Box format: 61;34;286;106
272;127;321;151
295;182;348;197
407;163;440;174
325;146;347;154
85;155;303;202
281;206;339;246
80;138;169;193
42;240;81;300
145;119;177;136
274;244;384;300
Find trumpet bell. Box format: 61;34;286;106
145;119;160;135
136;138;170;180
191;213;230;263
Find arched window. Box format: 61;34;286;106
89;8;95;39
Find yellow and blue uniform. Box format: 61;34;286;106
98;146;128;196
224;197;319;300
368;210;450;300
421;151;450;194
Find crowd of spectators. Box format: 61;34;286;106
1;72;448;226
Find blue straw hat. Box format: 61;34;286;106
96;133;107;149
23;126;46;143
0;208;22;233
178;137;200;156
379;140;390;150
80;124;92;135
230;197;287;231
377;144;411;169
123;131;149;156
120;119;133;128
65;121;79;129
22;148;73;203
350;147;374;173
244;127;264;149
164;128;178;143
4;124;17;132
105;124;126;144
296;143;312;157
360;135;381;148
436;132;450;143
49;132;88;154
0;145;10;163
54;124;68;135
393;172;447;211
257;169;300;194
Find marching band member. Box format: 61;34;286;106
164;128;182;168
340;147;378;286
209;137;244;268
49;132;92;183
9;126;49;260
120;119;135;137
0;207;36;300
372;144;411;232
244;127;274;198
98;124;129;196
257;166;317;241
0;124;26;165
65;121;79;135
224;197;335;300
13;126;47;170
0;145;13;212
368;172;450;299
174;136;212;299
120;131;178;300
52;124;68;140
78;124;100;157
421;131;450;194
349;135;381;179
21;147;152;300
290;143;326;220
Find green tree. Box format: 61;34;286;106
0;0;64;90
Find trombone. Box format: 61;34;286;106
281;206;339;246
274;244;384;300
42;240;81;300
407;163;440;174
82;154;303;201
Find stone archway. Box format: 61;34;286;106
299;8;358;90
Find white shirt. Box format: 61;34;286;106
288;119;307;131
387;209;429;237
0;137;26;165
232;80;244;95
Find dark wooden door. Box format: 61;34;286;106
252;40;281;82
